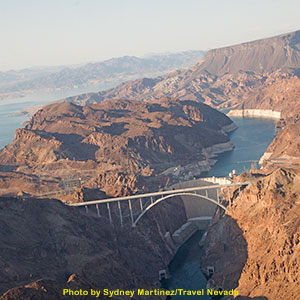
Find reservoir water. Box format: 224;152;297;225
0;101;29;148
0;88;95;149
0;82;131;150
207;117;276;176
165;117;276;299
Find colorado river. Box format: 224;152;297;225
163;231;211;299
165;116;276;299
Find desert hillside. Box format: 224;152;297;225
0;194;187;299
0;98;235;201
200;168;300;299
60;30;300;109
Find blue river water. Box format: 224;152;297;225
165;117;276;299
164;231;211;300
206;117;276;176
0;88;92;150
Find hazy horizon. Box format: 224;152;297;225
1;0;300;71
0;49;206;72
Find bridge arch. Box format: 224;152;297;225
132;192;228;227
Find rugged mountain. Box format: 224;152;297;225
0;65;66;86
223;74;300;169
0;193;187;298
194;30;300;76
200;168;300;300
60;65;269;107
0;98;235;201
0;51;205;100
259;120;300;170
61;30;300;108
230;74;300;119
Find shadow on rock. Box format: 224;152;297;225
199;214;248;292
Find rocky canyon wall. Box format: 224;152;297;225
0;194;187;299
200;168;300;300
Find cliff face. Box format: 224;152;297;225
231;75;300;120
200;168;300;300
0;195;187;299
227;74;300;170
194;30;300;75
0;98;235;200
260;121;300;168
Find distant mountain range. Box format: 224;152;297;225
62;30;300;108
0;51;205;99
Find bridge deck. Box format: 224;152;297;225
69;181;250;207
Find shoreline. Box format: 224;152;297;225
227;109;281;119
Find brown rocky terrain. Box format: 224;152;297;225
60;30;300;109
200;168;300;299
259;120;300;171
61;68;282;108
231;75;300;120
234;75;300;169
195;30;300;76
0;193;187;299
0;97;235;201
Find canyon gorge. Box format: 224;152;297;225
1;29;300;299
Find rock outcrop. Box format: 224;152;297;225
193;30;300;75
200;168;300;299
229;75;300;120
0;195;187;298
0;98;235;200
60;30;300;109
259;121;300;169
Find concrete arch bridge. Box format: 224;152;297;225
70;178;249;229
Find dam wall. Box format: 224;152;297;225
171;217;212;246
227;109;281;119
170;178;220;220
165;178;228;254
200;176;231;185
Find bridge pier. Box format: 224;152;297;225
128;199;134;226
139;198;143;211
96;204;100;217
227;188;231;205
107;203;112;224
118;201;123;227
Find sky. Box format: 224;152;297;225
1;0;300;71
